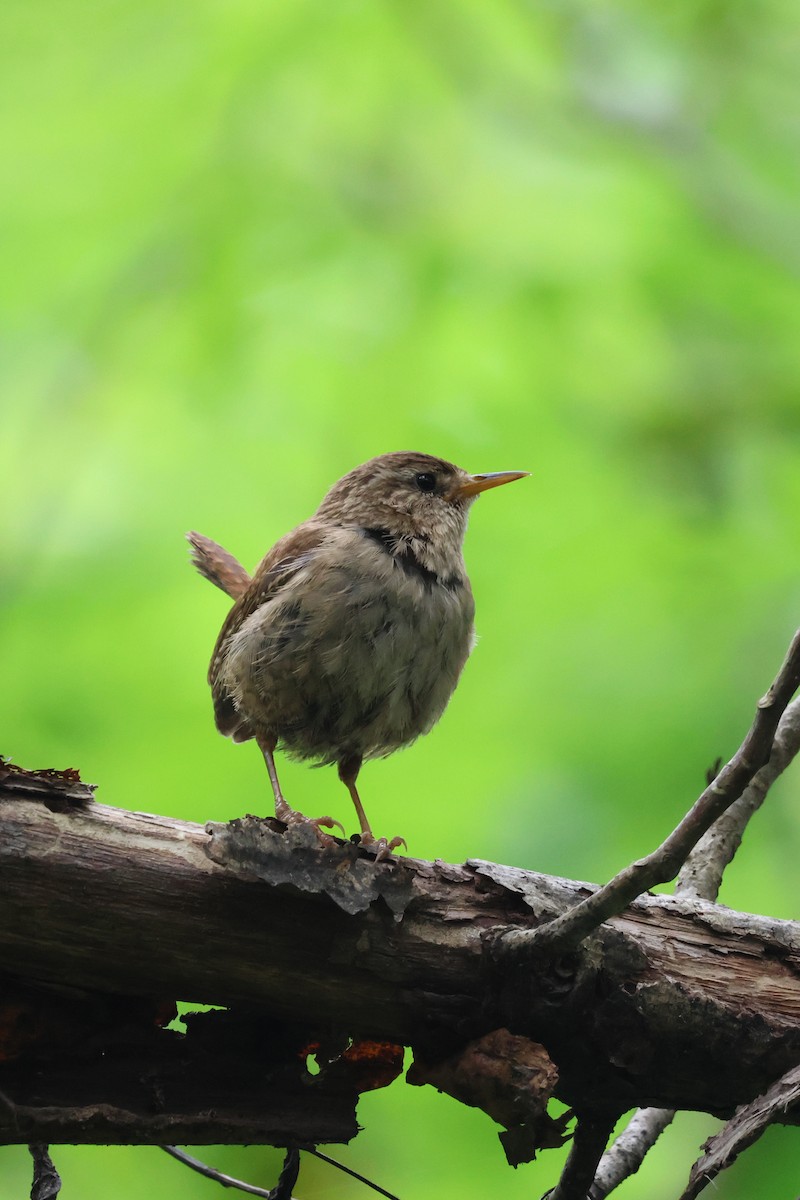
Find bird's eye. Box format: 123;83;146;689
415;472;437;493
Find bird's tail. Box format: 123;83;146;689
186;531;252;600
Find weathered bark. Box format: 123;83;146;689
1;782;799;1148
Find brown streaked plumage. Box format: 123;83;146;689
188;451;527;858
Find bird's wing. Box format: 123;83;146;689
208;524;327;738
186;531;251;600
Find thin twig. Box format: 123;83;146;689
160;1145;298;1199
678;1063;800;1200
306;1148;402;1200
500;629;800;960
29;1145;61;1200
161;1145;402;1200
679;694;800;900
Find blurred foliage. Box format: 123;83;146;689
1;0;799;1197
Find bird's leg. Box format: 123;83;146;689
337;754;372;836
256;734;344;838
337;755;406;861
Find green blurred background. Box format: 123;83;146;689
2;1;799;1196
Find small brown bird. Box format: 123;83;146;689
188;451;527;857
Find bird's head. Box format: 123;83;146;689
315;452;528;577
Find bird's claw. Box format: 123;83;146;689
275;801;345;842
359;833;407;862
309;814;346;837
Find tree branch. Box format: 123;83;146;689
29;1145;61;1200
545;1114;616;1200
1;775;800;1151
589;1108;676;1199
586;686;800;1196
679;1063;800;1200
497;628;800;958
161;1147;299;1200
679;694;800;901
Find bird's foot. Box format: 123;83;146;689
357;832;408;863
275;799;345;842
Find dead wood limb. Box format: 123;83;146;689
1;775;799;1150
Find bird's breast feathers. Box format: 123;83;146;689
216;524;475;761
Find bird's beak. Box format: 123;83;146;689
450;470;530;500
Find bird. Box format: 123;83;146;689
188;451;528;858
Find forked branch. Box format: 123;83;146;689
499;628;800;961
